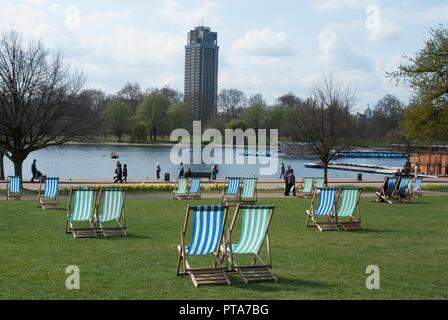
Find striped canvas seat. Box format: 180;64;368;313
336;187;362;230
223;205;277;284
96;189;127;237
185;206;226;255
42;178;59;198
306;187;337;231
396;176;411;197
385;176;398;195
173;177;188;199
376;176;398;204
65;189;97;238
224;177;241;195
315;177;325;189
38;177;59;209
177;205;230;287
298;177;314;197
7;176;21;200
188;178;201;199
412;177;423;196
239;178;257;203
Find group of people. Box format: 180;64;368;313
113;161;128;183
280;162;296;196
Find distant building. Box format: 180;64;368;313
410;145;448;176
184;26;219;123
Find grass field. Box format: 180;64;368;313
0;196;447;300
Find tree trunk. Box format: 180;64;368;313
323;160;328;186
11;153;26;178
0;150;4;180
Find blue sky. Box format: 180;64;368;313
1;0;447;110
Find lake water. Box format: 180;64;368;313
3;144;405;180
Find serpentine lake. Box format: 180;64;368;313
3;144;405;180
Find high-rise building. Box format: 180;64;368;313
184;26;219;122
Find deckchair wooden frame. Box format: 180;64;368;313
37;177;59;210
95;188;127;237
335;187;363;231
173;177;188;200
297;177;314;198
376;176;399;204
6;176;21;200
176;205;230;287
223;204;277;284
221;177;242;206
305;187;338;231
65;188;98;238
238;177;258;205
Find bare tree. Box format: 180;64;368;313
218;88;247;118
146;86;183;105
117;82;143;113
284;75;356;184
0;31;95;177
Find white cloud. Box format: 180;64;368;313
158;0;220;28
315;0;375;11
231;29;295;57
318;28;372;71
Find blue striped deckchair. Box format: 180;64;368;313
239;178;258;204
222;177;241;205
96;189;127;237
65;189;97;238
297;177;314;198
412;177;423;196
177;205;230;287
188;178;201;199
6;176;21;200
305;187;338;231
336;187;362;230
392;176;412;202
376;176;399;204
38;177;59;209
223;205;277;284
173;177;188;200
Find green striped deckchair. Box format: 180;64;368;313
336;187;362;231
65;189;97;238
173;177;188;200
223;205;277;284
38;177;59;209
7;176;21;200
188;178;201;199
96;189;127;237
305;187;338;231
297;177;314;198
222;177;241;205
376;176;399;204
412;177;423;196
315;177;325;192
239;178;258;204
177;205;230;287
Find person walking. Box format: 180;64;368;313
284;165;292;196
122;164;128;183
31;159;44;182
114;162;122;183
279;162;285;179
179;162;184;178
156;163;161;179
288;169;296;197
211;163;219;180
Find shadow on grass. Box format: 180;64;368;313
229;276;331;292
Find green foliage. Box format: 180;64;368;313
130;118;148;143
104;100;132;142
166;102;193;131
136;94;171;135
225;119;248;130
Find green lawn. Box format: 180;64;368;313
0;196;447;299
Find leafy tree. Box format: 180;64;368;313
136;94;171;135
390;25;448;141
0;31;94;176
277;92;301;107
104;100;132;142
367;95;404;139
167;102;193;132
225;119;248;130
146;86;183;105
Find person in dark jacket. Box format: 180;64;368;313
284;165;292;196
279;162;285;179
114;162;122;183
122;164;128;183
156;163;161;179
288;169;296;196
179;162;184;178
